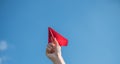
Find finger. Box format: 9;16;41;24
46;47;55;54
49;44;56;53
53;38;59;46
47;44;56;53
50;37;55;45
48;43;55;48
50;37;59;46
50;36;54;43
46;48;50;54
47;44;53;49
46;47;51;52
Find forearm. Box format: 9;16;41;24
53;53;65;64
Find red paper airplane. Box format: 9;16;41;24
48;27;68;46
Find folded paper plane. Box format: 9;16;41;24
48;27;68;46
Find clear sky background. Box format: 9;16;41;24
0;0;120;64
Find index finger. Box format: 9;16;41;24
51;37;59;46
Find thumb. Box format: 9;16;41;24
51;37;59;46
53;38;59;46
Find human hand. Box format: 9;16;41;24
46;37;65;64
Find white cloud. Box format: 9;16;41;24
0;40;8;64
0;56;8;64
0;41;8;51
0;40;14;64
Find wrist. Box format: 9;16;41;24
53;53;65;64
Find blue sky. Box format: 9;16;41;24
0;0;120;64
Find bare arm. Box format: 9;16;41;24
46;37;65;64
